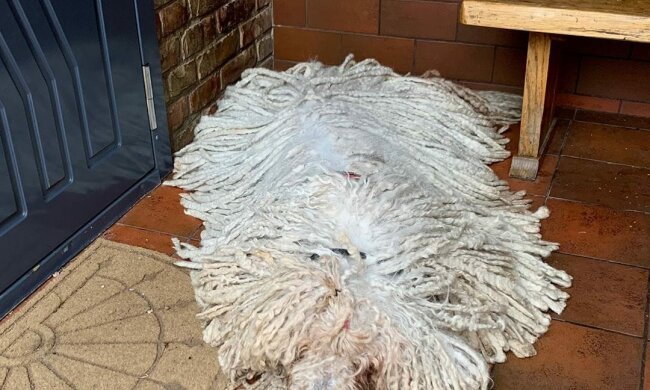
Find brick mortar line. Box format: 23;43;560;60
186;45;273;119
164;19;271;94
273;24;529;50
158;5;272;63
187;30;273;116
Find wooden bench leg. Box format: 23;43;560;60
509;32;552;180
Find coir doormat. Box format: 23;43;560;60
0;239;227;389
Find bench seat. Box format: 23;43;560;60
460;0;650;180
462;0;650;43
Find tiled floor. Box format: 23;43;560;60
104;185;203;258
103;111;650;389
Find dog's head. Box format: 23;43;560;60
193;244;490;389
289;353;358;390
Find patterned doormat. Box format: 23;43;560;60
0;239;226;389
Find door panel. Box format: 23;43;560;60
42;0;120;160
0;0;158;294
0;103;24;230
0;136;18;223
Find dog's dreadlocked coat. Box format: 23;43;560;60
167;57;571;390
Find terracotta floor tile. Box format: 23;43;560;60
103;224;179;258
551;157;650;213
546;253;648;336
492;125;558;196
542;199;650;267
529;196;546;212
491;155;558;197
546;119;570;155
501;124;521;154
575;110;650;130
119;186;202;238
492;321;643;390
191;225;205;240
563;122;650;168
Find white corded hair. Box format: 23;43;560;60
167;56;571;390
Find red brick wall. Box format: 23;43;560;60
272;0;650;118
155;0;273;151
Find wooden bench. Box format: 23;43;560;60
460;0;650;179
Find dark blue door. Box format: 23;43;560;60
0;0;171;315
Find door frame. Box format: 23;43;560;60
0;0;172;319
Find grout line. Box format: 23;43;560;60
572;116;650;132
489;46;497;82
454;2;460;41
550;317;645;340
189;224;204;240
110;222;196;240
412;39;417;73
274;25;492;45
304;0;308;28
546;195;650;216
558;154;650;171
553;249;650;272
378;0;382;34
552;315;644;339
638;271;650;390
545;118;573;198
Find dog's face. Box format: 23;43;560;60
283;251;400;390
196;244;491;389
289;354;358;390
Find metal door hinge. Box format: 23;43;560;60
142;65;157;130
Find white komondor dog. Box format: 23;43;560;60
167;57;571;390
